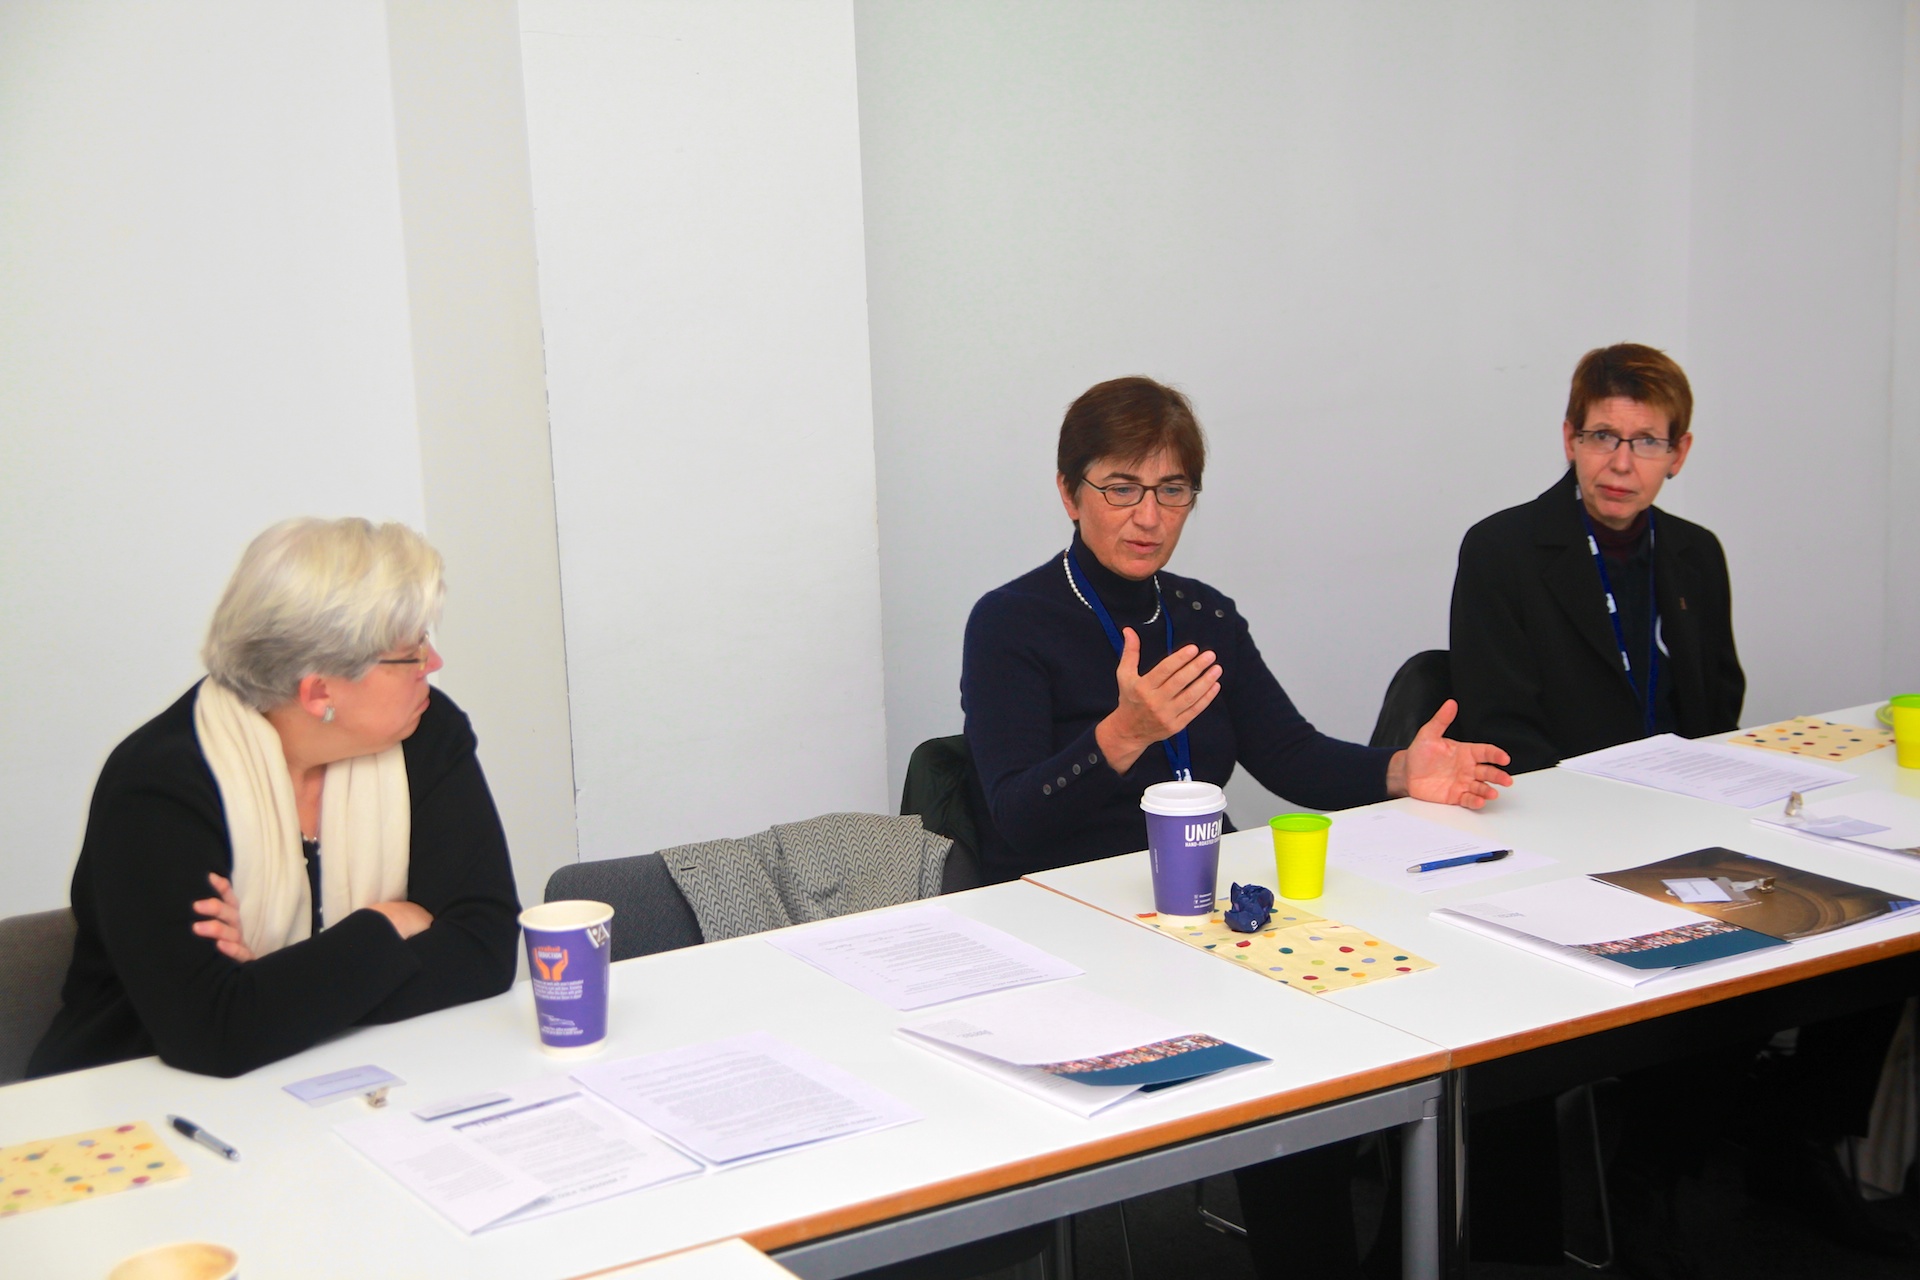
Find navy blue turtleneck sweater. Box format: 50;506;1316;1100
960;534;1392;880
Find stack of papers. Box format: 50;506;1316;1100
898;985;1267;1117
336;1078;701;1234
1754;791;1920;867
570;1030;921;1166
1435;879;1784;987
1558;734;1854;808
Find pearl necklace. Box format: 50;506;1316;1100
1061;548;1161;624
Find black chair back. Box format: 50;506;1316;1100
1369;649;1454;751
900;734;992;893
543;854;703;962
0;907;76;1084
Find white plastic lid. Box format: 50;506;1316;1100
1139;780;1226;817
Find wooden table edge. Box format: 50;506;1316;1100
1449;928;1920;1067
734;1051;1448;1253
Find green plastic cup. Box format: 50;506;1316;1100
1270;813;1332;900
1892;694;1920;770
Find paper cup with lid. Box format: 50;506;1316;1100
1141;780;1227;916
519;900;615;1057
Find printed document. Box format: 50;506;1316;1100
765;902;1082;1009
572;1030;921;1166
1558;734;1852;808
898;985;1268;1118
1754;790;1920;864
336;1076;700;1233
1327;809;1554;893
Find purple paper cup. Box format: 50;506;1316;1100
1141;781;1227;916
519;900;615;1057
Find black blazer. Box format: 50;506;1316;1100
1449;472;1745;774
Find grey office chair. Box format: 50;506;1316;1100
900;734;991;893
543;853;703;961
0;907;77;1084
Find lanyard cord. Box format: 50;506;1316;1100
1574;489;1660;737
1063;547;1194;781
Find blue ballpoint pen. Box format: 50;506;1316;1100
1407;850;1512;874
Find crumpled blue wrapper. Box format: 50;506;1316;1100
1224;881;1276;933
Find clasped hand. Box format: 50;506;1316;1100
1094;628;1222;774
192;872;434;962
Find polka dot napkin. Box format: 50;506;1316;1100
1134;902;1434;995
1729;717;1893;762
0;1121;187;1217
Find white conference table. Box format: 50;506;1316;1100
1029;702;1920;1270
3;877;1447;1280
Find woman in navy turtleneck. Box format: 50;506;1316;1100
961;375;1512;884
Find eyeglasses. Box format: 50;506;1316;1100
376;636;436;667
1572;428;1676;460
1081;480;1199;508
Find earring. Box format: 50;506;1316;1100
322;706;335;724
1667;470;1677;479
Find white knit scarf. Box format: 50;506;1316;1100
192;678;411;956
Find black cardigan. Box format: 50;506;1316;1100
961;536;1392;880
29;684;522;1079
1449;472;1745;775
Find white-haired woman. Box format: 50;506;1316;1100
30;519;520;1079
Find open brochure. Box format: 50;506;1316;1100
897;984;1268;1117
1590;847;1920;942
1753;791;1920;867
1434;878;1785;987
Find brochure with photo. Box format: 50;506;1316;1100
1590;847;1920;943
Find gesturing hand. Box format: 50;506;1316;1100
192;872;255;962
1094;627;1222;774
1387;699;1514;809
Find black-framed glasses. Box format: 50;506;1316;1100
1572;428;1676;460
1081;480;1199;508
376;636;436;667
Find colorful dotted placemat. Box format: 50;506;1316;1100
1728;717;1893;761
1133;901;1434;994
0;1121;187;1217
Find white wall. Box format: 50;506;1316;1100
518;1;891;860
1890;1;1920;697
856;0;1913;827
385;0;579;912
0;1;427;916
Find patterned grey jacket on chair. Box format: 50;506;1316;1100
661;813;951;943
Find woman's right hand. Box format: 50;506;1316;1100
1095;627;1222;773
365;900;434;940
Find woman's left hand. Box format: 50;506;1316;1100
192;872;256;963
1387;700;1514;809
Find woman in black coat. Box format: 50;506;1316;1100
31;518;521;1079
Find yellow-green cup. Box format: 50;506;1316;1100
1892;694;1920;769
1270;813;1332;900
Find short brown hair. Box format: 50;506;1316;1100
1056;376;1207;494
1565;344;1694;438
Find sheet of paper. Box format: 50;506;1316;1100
1326;809;1555;892
1133;900;1435;994
283;1063;402;1106
897;983;1183;1065
1727;717;1895;761
763;902;1082;1010
572;1031;921;1166
1558;733;1853;808
0;1122;187;1219
338;1077;700;1233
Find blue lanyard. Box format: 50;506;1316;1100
1574;490;1660;736
1065;546;1194;781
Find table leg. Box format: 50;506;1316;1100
1440;1068;1468;1280
1400;1094;1442;1280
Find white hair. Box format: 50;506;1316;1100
202;518;446;711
